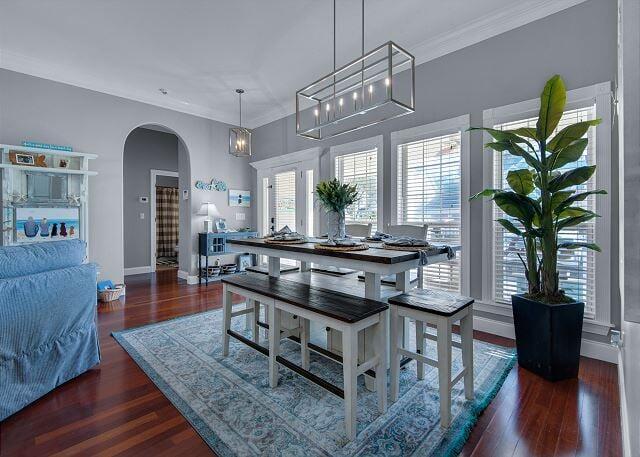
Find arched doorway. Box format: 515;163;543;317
122;124;191;280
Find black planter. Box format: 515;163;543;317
511;294;584;381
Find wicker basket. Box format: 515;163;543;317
98;284;126;302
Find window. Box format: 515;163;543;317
492;106;597;318
335;149;378;231
396;132;462;292
274;170;296;232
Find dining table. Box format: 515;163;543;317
227;236;459;390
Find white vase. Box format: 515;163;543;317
327;210;346;241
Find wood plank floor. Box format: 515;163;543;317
0;270;622;456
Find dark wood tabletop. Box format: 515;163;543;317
227;237;426;264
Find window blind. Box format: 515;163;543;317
396;132;462;293
274;170;296;232
335;149;378;231
493;106;597;318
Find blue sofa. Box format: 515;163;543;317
0;240;100;420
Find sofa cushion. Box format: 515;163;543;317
0;239;86;279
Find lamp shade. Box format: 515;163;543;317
197;202;221;218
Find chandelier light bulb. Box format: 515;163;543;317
385;78;390;86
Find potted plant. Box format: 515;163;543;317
471;75;606;381
315;178;359;241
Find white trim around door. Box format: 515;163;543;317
150;169;180;273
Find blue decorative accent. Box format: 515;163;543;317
22;141;73;152
113;308;516;456
0;240;100;420
195;178;228;192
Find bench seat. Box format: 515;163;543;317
222;274;388;323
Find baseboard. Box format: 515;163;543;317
473;315;618;364
177;270;199;285
124;266;152;276
618;349;632;457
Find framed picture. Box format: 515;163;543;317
14;206;80;243
229;189;251;207
236;254;253;272
9;152;35;165
215;219;227;233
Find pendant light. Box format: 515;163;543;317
229;89;252;157
296;0;415;140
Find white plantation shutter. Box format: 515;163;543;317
493;106;597;318
274;170;296;232
396;132;462;293
335;149;378;231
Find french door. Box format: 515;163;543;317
257;160;318;265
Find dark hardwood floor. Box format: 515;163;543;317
0;270;621;456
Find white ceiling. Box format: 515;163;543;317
0;0;586;128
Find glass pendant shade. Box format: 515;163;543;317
296;41;415;140
229;127;251;157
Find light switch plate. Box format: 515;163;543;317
236;212;245;221
140;212;145;220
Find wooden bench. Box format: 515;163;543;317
221;274;388;441
388;288;474;428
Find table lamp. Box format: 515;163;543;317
197;202;221;233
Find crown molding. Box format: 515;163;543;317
248;0;589;129
0;49;239;126
0;0;588;130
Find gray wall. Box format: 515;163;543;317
252;0;619;339
123;127;178;269
0;69;253;282
619;0;640;452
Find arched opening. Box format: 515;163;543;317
122;124;191;281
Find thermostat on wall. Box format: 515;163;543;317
139;196;149;203
182;189;189;200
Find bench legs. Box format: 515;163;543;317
342;328;358;441
222;285;233;357
300;317;310;370
268;304;281;388
436;319;452;428
460;312;474;400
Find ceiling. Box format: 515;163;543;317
0;0;586;128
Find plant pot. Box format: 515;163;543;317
327;210;346;241
511;294;584;381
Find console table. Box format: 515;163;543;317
198;231;258;285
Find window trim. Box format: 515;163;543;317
329;135;384;232
390;114;471;296
481;81;613;330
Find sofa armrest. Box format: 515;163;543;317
0;263;98;362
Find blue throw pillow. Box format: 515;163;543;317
0;240;86;279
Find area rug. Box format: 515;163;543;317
113;308;515;456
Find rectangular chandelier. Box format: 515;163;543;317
296;41;415;140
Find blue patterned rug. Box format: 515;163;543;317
113;308;515;456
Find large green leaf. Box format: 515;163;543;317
470;188;500;200
549;138;588;170
555;207;599;218
496;218;523;236
557;242;601;252
547;119;601;151
555;189;607;213
548;165;596;192
493;192;538;223
509;127;538;141
507;169;535;195
550;191;574;210
485;141;541;170
557;213;597;231
469;127;536;152
536;75;566;141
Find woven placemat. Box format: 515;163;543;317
314;243;369;252
264;238;308;245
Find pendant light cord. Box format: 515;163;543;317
239;91;242;128
361;0;364;56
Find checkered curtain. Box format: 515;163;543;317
156;186;179;257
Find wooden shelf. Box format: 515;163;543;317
0;144;97;160
0;163;98;176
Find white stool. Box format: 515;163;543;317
388;289;474;428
